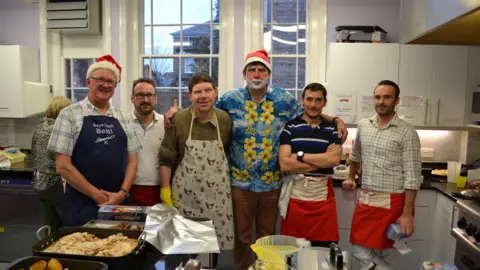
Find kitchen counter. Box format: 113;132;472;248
0;158;35;172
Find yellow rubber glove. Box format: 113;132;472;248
160;187;173;206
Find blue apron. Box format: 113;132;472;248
63;99;128;226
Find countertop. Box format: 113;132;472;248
0;158;35;172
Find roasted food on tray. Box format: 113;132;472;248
22;258;66;270
110;223;144;231
42;232;137;257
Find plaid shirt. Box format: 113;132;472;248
47;99;141;156
350;114;422;193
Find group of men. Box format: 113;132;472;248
46;49;421;270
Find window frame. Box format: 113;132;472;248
63;57;97;103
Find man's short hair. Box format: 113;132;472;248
376;80;400;99
132;77;156;94
188;72;216;93
302;83;327;99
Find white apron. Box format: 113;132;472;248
172;112;234;250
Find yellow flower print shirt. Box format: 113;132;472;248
216;85;303;192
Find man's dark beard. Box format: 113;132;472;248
137;103;153;115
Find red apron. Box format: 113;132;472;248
130;185;161;206
281;178;339;242
350;190;406;250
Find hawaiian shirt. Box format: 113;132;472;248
216;85;302;192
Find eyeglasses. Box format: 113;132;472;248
134;92;156;100
90;77;117;86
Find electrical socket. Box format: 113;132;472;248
421;148;434;158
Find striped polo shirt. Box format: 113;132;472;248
280;116;341;176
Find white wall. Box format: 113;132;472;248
326;0;401;44
0;1;39;48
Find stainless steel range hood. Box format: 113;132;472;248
409;7;480;45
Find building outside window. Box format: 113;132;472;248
142;0;220;114
264;0;306;101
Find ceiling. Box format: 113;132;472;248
409;8;480;45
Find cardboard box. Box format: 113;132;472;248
98;205;150;222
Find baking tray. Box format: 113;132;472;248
32;225;162;270
6;256;108;270
83;219;145;231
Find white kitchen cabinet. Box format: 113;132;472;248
327;43;400;123
400;0;480;43
0;45;51;118
430;193;456;264
398;45;434;125
432;45;469;126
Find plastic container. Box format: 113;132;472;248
457;176;467;188
0;149;26;164
250;235;310;270
386;223;405;241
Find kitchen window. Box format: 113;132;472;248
264;0;306;101
142;0;220;114
64;58;95;103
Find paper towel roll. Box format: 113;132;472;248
447;162;461;183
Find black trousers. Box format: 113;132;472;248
35;181;64;232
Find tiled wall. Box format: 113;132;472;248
0;117;42;150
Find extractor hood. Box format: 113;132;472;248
409;7;480;45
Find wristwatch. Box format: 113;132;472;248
120;188;130;199
297;151;304;162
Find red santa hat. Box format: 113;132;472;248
86;54;122;82
243;49;271;72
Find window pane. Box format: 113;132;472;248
151;58;177;87
297;57;305;89
65;89;72;100
271;58;296;88
264;0;271;24
181;88;192;108
299;0;306;23
211;57;219;88
144;26;152;54
65;59;71;88
181;25;211;54
271;24;297;54
144;0;151;25
213;0;220;23
73;59;93;87
73;89;89;102
181;58;210;86
273;0;297;23
143;58;151;78
183;0;212;24
212;24;220;54
153;0;179;24
153;26;181;55
299;26;306;54
156;88;179;114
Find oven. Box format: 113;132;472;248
452;200;480;270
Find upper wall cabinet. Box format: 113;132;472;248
400;0;480;43
327;43;400;123
328;43;473;127
0;45;51;118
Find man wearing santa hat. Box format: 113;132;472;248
48;54;141;226
164;49;349;270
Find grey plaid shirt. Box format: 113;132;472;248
47;99;141;156
350;114;422;193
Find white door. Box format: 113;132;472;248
432;45;469;126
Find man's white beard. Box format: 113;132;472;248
246;78;268;91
